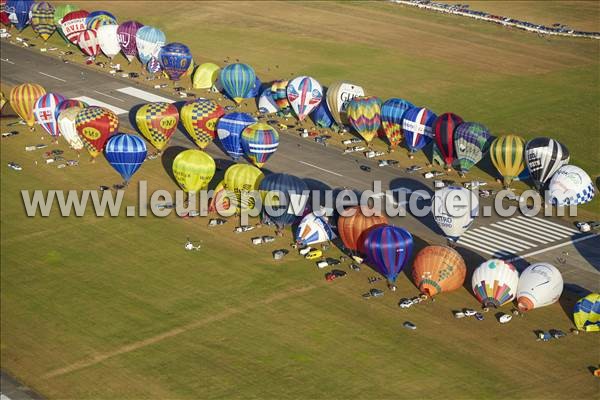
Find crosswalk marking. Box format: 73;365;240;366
73;96;128;115
493;224;549;244
116;86;174;103
495;220;556;242
477;226;536;247
463;230;525;252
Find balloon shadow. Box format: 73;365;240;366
571;232;600;273
303;177;332;213
401;234;430;285
161;146;187;187
128;103;145;136
173;100;197;147
558;283;591;328
389;177;440;235
451;244;488;294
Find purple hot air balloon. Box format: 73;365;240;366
361;225;413;284
117;20;144;63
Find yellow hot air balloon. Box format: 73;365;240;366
574;293;599;332
411;246;466;297
135;102;179;151
180;99;225;149
9;83;46;127
192;62;221;89
172;149;216;193
0;91;7;114
222;164;264;213
490;134;526;187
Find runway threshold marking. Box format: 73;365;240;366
72;96;128;115
298;161;343;177
93;90;126;102
506;233;599;263
38;71;66;82
116;86;174;103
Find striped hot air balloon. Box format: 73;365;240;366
433;112;463;169
471;259;519;307
346;96;382;144
9;83;46;127
30;2;56;41
78;29;100;58
54;98;88;120
117;20;144;62
490;134;526;187
402;107;437;154
361;225;413;284
381;98;414;149
33;92;66;138
241;122;279;168
296;213;336;246
454;122;491;174
104;134;147;183
271;80;292;117
412;246;467;297
180;98;225;150
136;25;166;65
135;102;179;151
525;137;570;190
220;63;256;104
217;112;257;161
75;106;119;158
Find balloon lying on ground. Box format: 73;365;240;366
117;20;143;62
222;164;264;213
257;87;279;115
78;29;100;58
326;81;365;127
525;137;570;190
311;97;334;128
454;122;491;174
104;134;147;182
181;98;224;150
412;246;467;297
361;225;413;284
472;259;519;307
433;112;463;168
59;10;89;45
337;206;388;252
547;165;595;206
30;1;56;41
192;63;220;90
33;92;66;138
55;98;88;120
85;10;117;30
58;107;85;150
432;185;478;242
75;106;119;158
516;263;563;312
136;25;166;66
490;134;526;187
346;96;381;143
96;24;121;59
172;149;216;193
286;76;323;121
7;0;34;31
241;122;279;168
402;107;437;154
9;83;46;127
574;293;600;332
217;112;257;160
259;173;309;228
220;63;256;104
296;212;336;246
159;42;193;81
135;102;179;151
381;98;414;149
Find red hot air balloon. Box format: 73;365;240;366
59;10;89;45
433;112;463;169
75;106;119;159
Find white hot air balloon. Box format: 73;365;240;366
58;107;85;150
472;259;519;307
96;24;121;59
286;76;323;121
432;186;478;243
295;212;336;246
516;263;563;312
326;81;365;126
257;87;278;114
547;165;595;206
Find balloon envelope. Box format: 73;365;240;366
96;24;120;59
326;81;365;127
362;225;413;284
33;92;66;138
222;164;264;213
75;106;119;158
180;98;224;149
346;96;381;143
286;76;323;121
547;165;595;206
337;206;388;252
60;10;89;45
472;259;519;307
192;63;221;89
490;134;526;187
525;137;570;190
136;25;166;65
516;263;563;312
117;20;144;62
6;0;33;30
412;246;466;297
85;10;116;30
30;2;56;40
172;149;216;193
135;102;179;151
241;123;279;168
260;173;309;227
10;83;46;127
311;98;334;128
433;113;463;168
574;293;600;332
257;87;278;115
271;80;292;117
454;122;491;173
402;107;437;153
381;98;414;149
220;63;256;104
159;42;193;81
78;29;100;57
432;186;478;242
217;112;257;160
296;213;336;246
58;107;85;150
55;98;88;120
105;134;147;182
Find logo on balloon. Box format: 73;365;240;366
206;118;218;131
82;127;101;140
160;116;177;130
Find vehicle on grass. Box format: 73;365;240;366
364;150;385;159
406;165;422;173
403;321;417;330
154;84;168;89
317;260;329;269
7;162;22;171
362;288;384;299
99;185;110;191
550;329;566;339
479;189;495;198
576;221;596;232
499;314;513;324
378;159;399;167
1;131;18;138
349;263;361;272
234;225;255;233
251;237;263;245
305;249;323;260
67;160;79;167
262;236;275;243
433;180;445;189
299;246;314;256
113;183;126;190
424;171;444;179
325;269;347;281
399;298;414;309
463;180;488;189
208;218;227;226
537;331;552;341
342;138;362;145
325;258;341;266
156;202;175;211
272;249;288;260
360;165;371;172
464;309;476;317
129;72;139;78
315;136;328;145
344;146;365;154
453;311;466;319
475;313;484;321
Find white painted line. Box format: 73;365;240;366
477;226;536;247
1;58;15;64
532;216;579;234
495;220;556;242
458;238;510;257
499;219;560;242
93;90;126;102
116;86;174;103
507;233;600;263
494;224;549;244
72;96;128;115
516;216;575;236
458;234;521;254
38;71;66;82
298;161;343;177
464;229;529;251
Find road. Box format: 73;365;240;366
1;41;598;291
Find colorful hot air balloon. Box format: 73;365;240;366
104;134;147;182
257;87;278;115
33;92;66;139
241;122;279;168
260;173;309;227
135;102;178;151
337;206;388;252
85;10;116;30
6;0;33;31
471;259;519;307
75;106;119;158
433;113;463;169
53;4;78;43
220;63;256;104
192;62;221;89
78;29;100;58
547;165;595;206
159;42;193;81
361;225;413;284
117;20;143;62
286;76;323;121
380;98;414;149
30;2;56;41
296;213;336;246
326;81;365;127
58;107;84;150
525;137;570;190
9;83;46;127
346;96;382;144
412;246;467;297
54;98;88;120
217;112;257;160
59;10;89;45
146;56;162;74
402;107;437;154
180;98;224;150
311;98;334;128
0;0;8;27
490;134;526;187
135;25;165;65
433;186;478;243
516;263;563;312
271;80;292;117
96;24;120;59
574;293;600;332
454;122;491;174
172;149;216;193
222;164;264;213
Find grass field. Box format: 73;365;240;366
2;1;600;399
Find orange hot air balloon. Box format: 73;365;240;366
337;206;388;252
9;83;46;127
412;245;466;297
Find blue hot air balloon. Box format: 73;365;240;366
245;76;262;99
104;134;147;182
85;10;117;30
7;0;34;31
216;112;257;161
259;173;309;227
136;25;166;65
402;107;437;154
220;63;256;104
361;225;413;284
159;43;193;81
311;98;334;128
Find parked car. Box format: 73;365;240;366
399;298;414;309
272;249;289;260
576;221;591;232
406;165;422;173
475;313;484;321
305;249;323;260
342;138;362;145
360;165;371;172
464;309;477;317
1;131;18;138
550;329;566;339
403;321;417;330
208;218;227;226
424;171;444;179
7;162;22;171
378;159;398;167
154;83;168;89
325;269;347;281
364;150;385;159
362;288;384;299
499;314;513;324
234;225;255;233
298;246;313;256
262;236;275;243
325;257;341;266
349;263;361;272
453;311;466;319
464;180;487;189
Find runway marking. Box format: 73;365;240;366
1;58;15;64
507;233;599;263
38;71;66;82
298;161;343;177
72;96;128;115
116;86;174;103
93;90;125;102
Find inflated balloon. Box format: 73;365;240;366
55;98;88;120
361;225;413;284
59;10;89;45
246;76;261;99
75;106;119;158
433;113;463;168
381;98;414;149
547;165;595;206
146;56;162;74
6;0;33;30
9;83;46;127
296;213;336;246
346;96;381;143
78;29;100;58
96;24;120;59
172;149;216;193
136;25;165;65
490;134;526;187
433;185;478;242
58;107;85;150
574;293;600;332
181;98;224;149
271;80;292;117
311;98;334;128
117;20;143;62
472;259;519;307
525;137;570;190
192;62;220;89
402;107;437;153
135;102;179;151
53;4;79;43
241;122;279;168
286;76;323;121
217;112;257;160
33;92;66;138
0;91;6;113
412;246;467;297
259;173;309;227
516;263;563;312
220;63;256;104
159;42;193;81
326;81;365;127
85;10;116;30
257;87;278;115
454;122;491;174
222;164;264;212
104;134;147;182
30;2;56;40
337;206;388;252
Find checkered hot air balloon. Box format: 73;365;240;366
286;76;323;121
346;96;382;144
117;20;144;63
54;98;88;120
241;122;279;168
75;106;119;158
9;83;46;127
59;9;89;45
33;92;66;138
361;225;413;284
402;106;437;154
78;29;100;58
135;102;179;151
380;98;414;149
548;165;595;206
104;134;147;182
30;1;56;41
180;98;224;149
216;112;257;160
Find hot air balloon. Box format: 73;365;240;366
454;122;491;174
136;25;165;66
222;164;264;213
516;263;563;312
471;259;519;307
412;246;467;297
117;20;143;62
490;134;526;187
326;81;365;127
58;107;84;150
216;112;257;161
286;76;323;121
53;4;78;43
33;92;66;139
54;98;88;120
337;206;388;252
361;225;413;284
85;10;116;30
30;2;56;41
241;122;279;168
9;83;46;127
220;63;255;104
135;102;179;151
6;0;33;31
380;98;414;149
433;186;478;243
525;137;570;190
180;98;224;150
547;165;595;206
311;98;334;128
296;212;336;246
172;149;216;193
433;113;463;169
271;80;292;117
260;173;309;227
159;42;193;81
346;96;381;144
192;62;221;89
96;24;120;59
574;293;600;332
146;56;162;75
245;76;261;99
59;10;89;45
0;91;6;114
75;106;119;158
104;134;147;183
257;87;278;115
402;107;437;154
78;29;100;58
0;0;8;26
